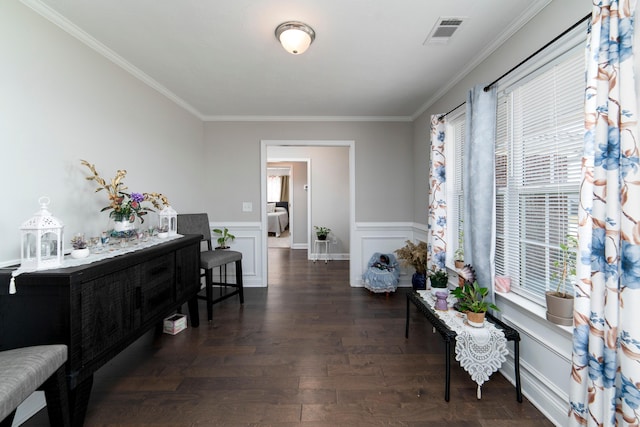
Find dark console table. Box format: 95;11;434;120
405;290;522;402
0;234;201;426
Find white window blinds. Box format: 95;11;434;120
452;117;465;265
495;46;583;303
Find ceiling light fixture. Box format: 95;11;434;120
275;21;315;55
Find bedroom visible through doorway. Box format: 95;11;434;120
266;164;292;248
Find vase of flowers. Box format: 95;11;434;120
81;160;170;233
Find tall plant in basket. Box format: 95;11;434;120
395;240;429;290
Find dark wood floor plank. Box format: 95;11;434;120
21;247;553;426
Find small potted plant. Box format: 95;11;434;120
213;227;235;249
156;225;169;239
451;281;499;327
314;226;331;241
395;240;428;290
429;268;449;296
70;234;90;259
454;224;464;269
546;234;577;326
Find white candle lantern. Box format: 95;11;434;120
158;205;178;236
20;196;64;270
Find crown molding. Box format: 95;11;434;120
202;115;413;123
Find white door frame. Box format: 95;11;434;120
260;140;355;285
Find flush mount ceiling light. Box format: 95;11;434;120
275;21;315;55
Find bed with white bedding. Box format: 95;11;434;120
267;203;289;237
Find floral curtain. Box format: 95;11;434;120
463;85;497;296
428;115;447;271
569;2;639;425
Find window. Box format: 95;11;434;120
495;42;584;304
446;113;465;269
267;175;282;202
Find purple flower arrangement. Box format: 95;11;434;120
81;160;170;224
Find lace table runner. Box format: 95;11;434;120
8;234;184;294
417;290;508;398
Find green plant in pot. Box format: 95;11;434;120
452;281;499;326
314;226;331;241
213;227;235;249
428;267;449;295
546;234;577;326
394;240;428;290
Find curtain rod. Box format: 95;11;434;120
483;12;591;92
440;101;466;119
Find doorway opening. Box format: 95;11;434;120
261;140;355;287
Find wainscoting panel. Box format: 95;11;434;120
496;293;573;426
351;222;425;287
210;222;263;287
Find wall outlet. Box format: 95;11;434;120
242;202;252;212
332;238;337;244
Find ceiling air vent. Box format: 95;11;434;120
425;17;464;44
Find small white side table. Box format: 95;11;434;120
313;239;330;263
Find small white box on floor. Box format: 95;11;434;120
163;313;187;335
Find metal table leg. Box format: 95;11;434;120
445;339;451;402
515;340;522;402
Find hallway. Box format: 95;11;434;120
25;248;552;426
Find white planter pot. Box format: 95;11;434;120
71;248;90;259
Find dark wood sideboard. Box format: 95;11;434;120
0;234;202;426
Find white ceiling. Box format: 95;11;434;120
27;0;551;121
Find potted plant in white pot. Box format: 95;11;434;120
70;234;90;259
546;234;577;326
428;268;449;296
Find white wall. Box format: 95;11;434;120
291;161;308;247
0;1;205;264
203;121;414;223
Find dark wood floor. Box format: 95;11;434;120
24;248;552;426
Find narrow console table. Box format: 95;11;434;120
0;234;201;427
405;290;522;402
